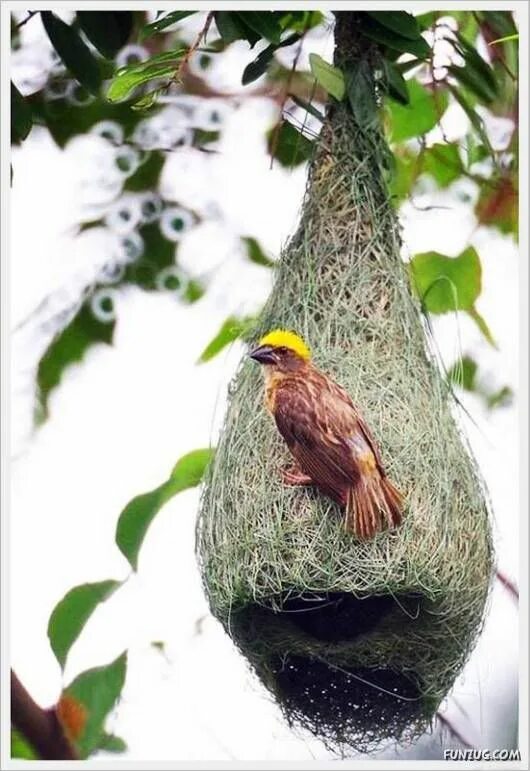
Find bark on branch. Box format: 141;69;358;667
10;670;78;760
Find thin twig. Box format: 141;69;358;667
15;10;38;30
495;569;519;601
11;671;78;760
269;30;308;169
175;11;214;84
436;710;474;749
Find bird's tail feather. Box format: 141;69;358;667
345;474;403;539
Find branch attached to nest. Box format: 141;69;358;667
11;671;78;760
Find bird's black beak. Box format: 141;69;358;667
249;344;276;365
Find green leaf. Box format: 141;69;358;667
98;733;127;753
448;355;478;391
11;729;37;760
382;60;409;105
358;15;431;58
467;305;496;347
64;653;127;758
448;59;497;105
48;581;121;669
451;31;498;104
269;120;314;167
243;237;275;267
345;60;377;128
107;50;186;102
77;11;133;58
366;11;422;41
41;12;102;95
409;248;495;346
486;385;513;409
242;32;299;86
124;151;165;192
242;45;275;85
116;449;214;570
309;53;345;101
11;82;32;144
409;246;482;313
214;11;258;46
236;11;282;45
37;302;115;421
422;143;461;187
198;316;254;363
140;11;196;40
388;79;448;142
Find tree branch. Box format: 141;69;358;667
11;671;78;760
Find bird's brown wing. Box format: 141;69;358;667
327;380;387;475
273;378;374;503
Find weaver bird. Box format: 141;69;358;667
249;329;403;539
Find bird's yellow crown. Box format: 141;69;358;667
258;329;311;361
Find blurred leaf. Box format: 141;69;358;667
388;147;418;202
107;49;186;102
476;177;517;236
41;12;102;95
124;151;164;191
11;82;32;144
279;10;323;33
452;32;498;101
382;60;409;105
140;11;195;40
447;60;497;106
309;53;345;101
358;15;430;58
414;11;437;31
448;355;478;390
48;581;121;669
37;303;115;420
98;734;127;753
345;60;377;128
409;247;481;313
122;223;174;290
409;247;495;345
28;90;139;148
448;84;495;157
388;80;448;142
77;11;133;58
116;449;214;569
269;120;313;167
11;729;37;760
214;11;259;46
290;94;325;121
236;11;282;45
487;385;513;409
64;653;127;758
243;237;275;267
366;11;422;40
422;143;461;187
198;316;255;363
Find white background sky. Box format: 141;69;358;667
7;7;523;763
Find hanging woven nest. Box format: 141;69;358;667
197;13;493;754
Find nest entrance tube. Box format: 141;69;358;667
197;12;493;754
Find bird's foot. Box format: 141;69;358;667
280;465;312;486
